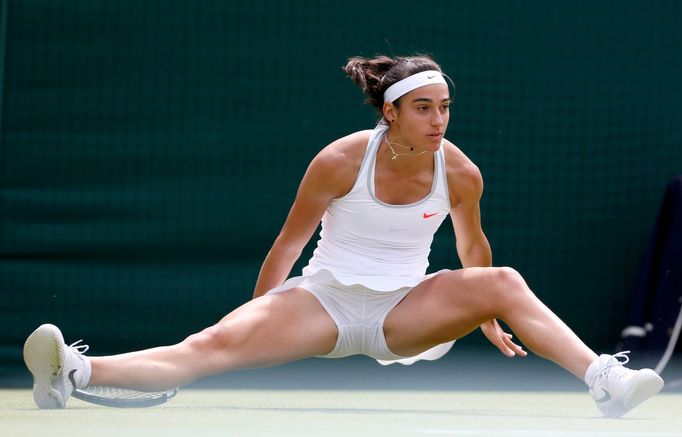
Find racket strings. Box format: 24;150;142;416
73;385;179;407
80;386;166;399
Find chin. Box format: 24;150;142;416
425;138;442;150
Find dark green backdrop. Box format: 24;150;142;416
1;1;681;370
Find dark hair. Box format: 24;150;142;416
343;54;443;112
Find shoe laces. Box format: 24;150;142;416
595;350;631;385
68;339;90;355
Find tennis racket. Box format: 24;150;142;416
72;385;179;408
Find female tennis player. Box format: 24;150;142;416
24;54;663;417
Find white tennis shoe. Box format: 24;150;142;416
23;324;92;409
585;351;663;418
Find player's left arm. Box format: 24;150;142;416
445;143;527;358
445;146;491;268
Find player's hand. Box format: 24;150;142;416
480;319;527;357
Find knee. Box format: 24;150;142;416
182;324;236;354
495;266;525;288
492;267;531;302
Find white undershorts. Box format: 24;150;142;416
266;270;455;364
300;277;411;360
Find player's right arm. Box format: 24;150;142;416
251;132;367;298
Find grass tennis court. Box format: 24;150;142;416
3;389;682;437
4;354;682;436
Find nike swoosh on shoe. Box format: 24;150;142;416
594;389;612;403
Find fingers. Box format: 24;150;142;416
491;331;516;357
500;342;516;357
502;332;527;357
481;320;527;358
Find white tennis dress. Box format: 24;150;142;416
268;122;455;364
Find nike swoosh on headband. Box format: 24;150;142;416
384;70;447;103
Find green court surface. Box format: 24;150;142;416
2;389;681;437
4;352;682;436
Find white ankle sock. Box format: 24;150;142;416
584;354;608;386
584;360;598;386
80;356;92;388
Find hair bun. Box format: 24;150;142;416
342;54;442;113
343;56;397;108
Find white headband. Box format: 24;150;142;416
383;70;447;103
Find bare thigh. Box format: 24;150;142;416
89;287;340;389
383;268;504;357
212;287;340;368
383;267;598;379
